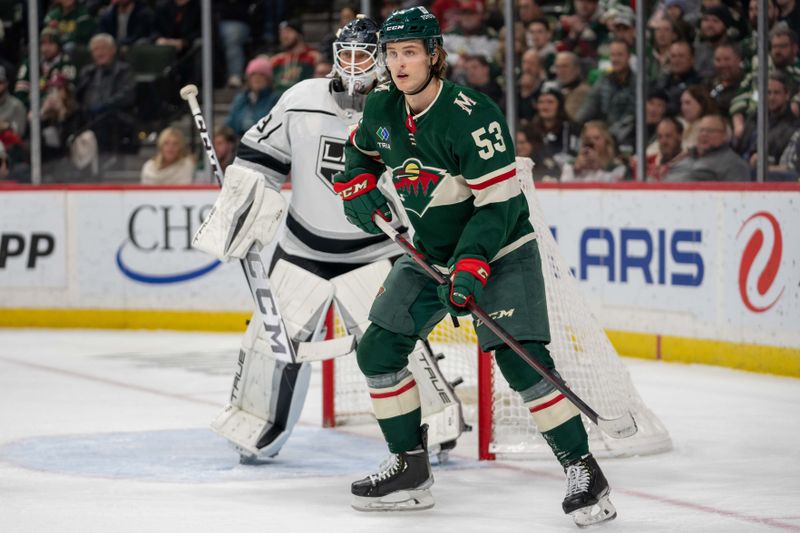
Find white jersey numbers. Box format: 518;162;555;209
471;121;507;160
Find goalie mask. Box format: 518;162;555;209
333;15;380;95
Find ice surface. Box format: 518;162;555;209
1;329;798;533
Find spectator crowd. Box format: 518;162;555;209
424;0;800;182
492;0;800;182
0;0;294;182
0;0;799;184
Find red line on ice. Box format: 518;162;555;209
493;462;800;532
0;356;219;407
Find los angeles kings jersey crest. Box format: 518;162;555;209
233;78;403;263
316;135;346;190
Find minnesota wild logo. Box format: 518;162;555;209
391;159;449;217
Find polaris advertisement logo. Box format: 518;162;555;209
117;204;222;284
573;227;703;287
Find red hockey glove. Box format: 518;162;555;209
437;257;491;317
333;170;392;234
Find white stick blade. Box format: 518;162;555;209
295;336;356;362
597;412;638;439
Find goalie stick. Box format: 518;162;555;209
181;84;356;365
372;215;638;440
180;84;296;366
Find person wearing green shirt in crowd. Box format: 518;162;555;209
270;20;319;92
332;6;617;527
15;28;78;108
43;0;97;53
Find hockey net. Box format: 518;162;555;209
322;158;672;459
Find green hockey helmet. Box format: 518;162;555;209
379;7;443;56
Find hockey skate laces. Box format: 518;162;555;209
565;462;591;496
369;454;401;484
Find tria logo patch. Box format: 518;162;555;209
376;126;391;149
391;158;449;217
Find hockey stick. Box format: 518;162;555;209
179;84;297;366
373;215;637;439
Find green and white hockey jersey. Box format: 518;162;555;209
345;78;533;267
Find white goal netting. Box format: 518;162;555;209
324;158;672;459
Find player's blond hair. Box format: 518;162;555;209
432;45;448;79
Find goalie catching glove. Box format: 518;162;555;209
332;169;392;235
436;257;491;317
192;164;285;261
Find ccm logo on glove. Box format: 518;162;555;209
333;173;378;200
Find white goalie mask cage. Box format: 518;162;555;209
332;16;381;95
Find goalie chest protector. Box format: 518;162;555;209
237;78;401;264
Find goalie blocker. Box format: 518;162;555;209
209;257;467;462
192;164;285;262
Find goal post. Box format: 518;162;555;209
321;158;672;459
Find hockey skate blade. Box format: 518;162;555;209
351;488;435;512
571;494;617;528
597;412;637;439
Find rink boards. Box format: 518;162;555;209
0;183;798;376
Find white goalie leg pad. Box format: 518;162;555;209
271;259;335;341
331;259;392;338
407;340;466;458
210;314;311;459
270;258;357;362
192;164;285;261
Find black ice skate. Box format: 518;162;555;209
562;454;617;527
351;426;434;511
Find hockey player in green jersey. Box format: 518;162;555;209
332;6;616;527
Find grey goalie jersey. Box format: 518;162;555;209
234;78;403;263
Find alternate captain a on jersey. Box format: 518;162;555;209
334;7;617;527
